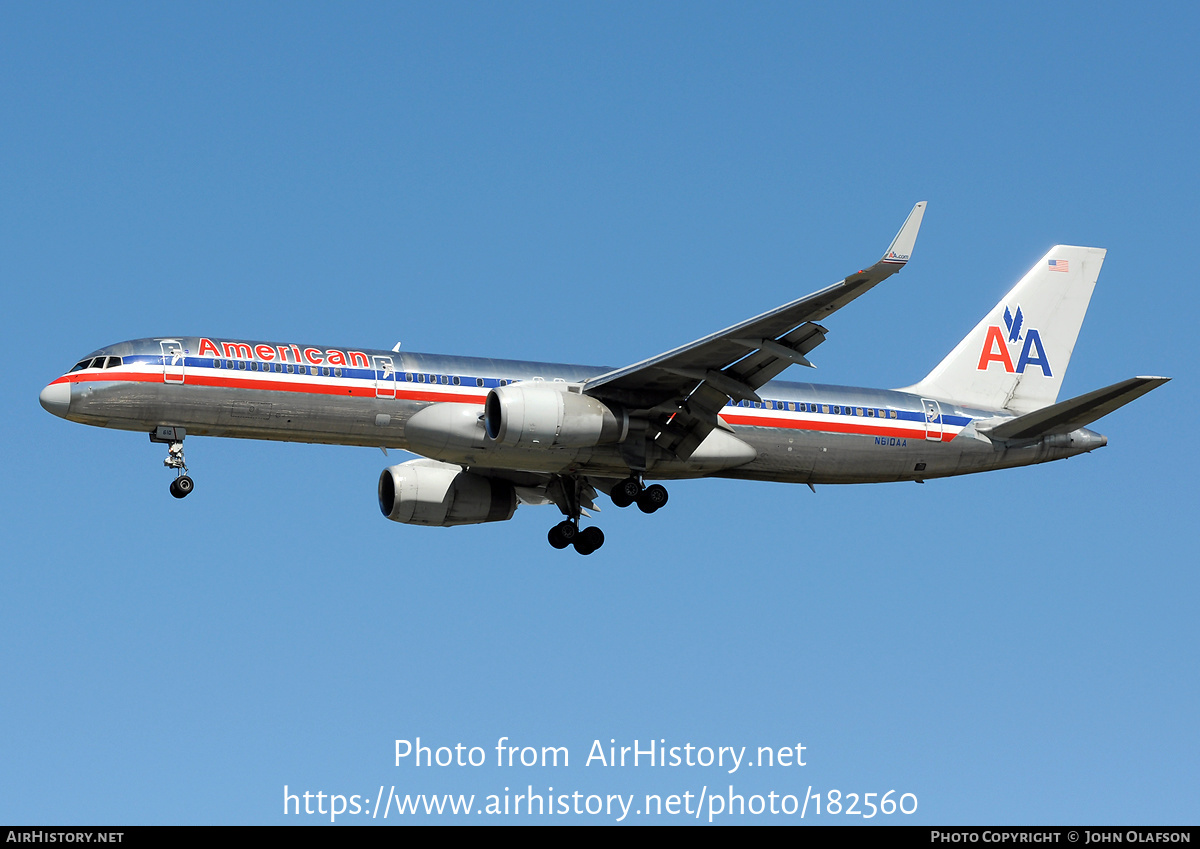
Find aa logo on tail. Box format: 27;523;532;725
977;305;1052;376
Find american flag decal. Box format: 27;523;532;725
1048;259;1069;273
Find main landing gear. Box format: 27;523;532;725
543;475;670;554
150;426;194;499
548;521;605;555
545;474;606;555
608;476;668;514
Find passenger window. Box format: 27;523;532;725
335;368;342;377
889;410;898;419
856;407;864;416
867;408;875;417
453;376;461;386
405;373;413;382
213;359;221;368
286;364;294;374
476;378;483;387
417;374;424;383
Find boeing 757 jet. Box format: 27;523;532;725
39;203;1167;553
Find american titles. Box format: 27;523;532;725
197;337;372;368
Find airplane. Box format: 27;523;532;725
38;202;1168;554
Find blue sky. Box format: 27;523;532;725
2;2;1195;824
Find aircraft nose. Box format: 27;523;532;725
39;381;71;417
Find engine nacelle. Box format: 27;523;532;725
484;383;627;448
378;459;517;527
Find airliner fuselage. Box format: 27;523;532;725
42;334;1104;485
37;203;1165;554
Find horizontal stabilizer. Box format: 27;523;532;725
979;376;1169;441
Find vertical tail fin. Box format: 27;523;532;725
904;246;1106;413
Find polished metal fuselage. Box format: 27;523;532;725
45;336;1107;485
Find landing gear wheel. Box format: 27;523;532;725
610;477;640;508
153;429;192;500
573;526;605;555
548;520;577;550
636;484;668;513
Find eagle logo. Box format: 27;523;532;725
1003;306;1023;344
977;304;1051;377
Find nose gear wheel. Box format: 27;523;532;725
151;427;195;499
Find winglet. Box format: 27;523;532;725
881;201;927;266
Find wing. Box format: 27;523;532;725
583;202;927;461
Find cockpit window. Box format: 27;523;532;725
104;357;122;368
70;360;90;372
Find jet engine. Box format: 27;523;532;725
378;458;517;526
484;383;627;448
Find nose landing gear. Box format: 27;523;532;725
168;471;194;499
151;426;194;499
